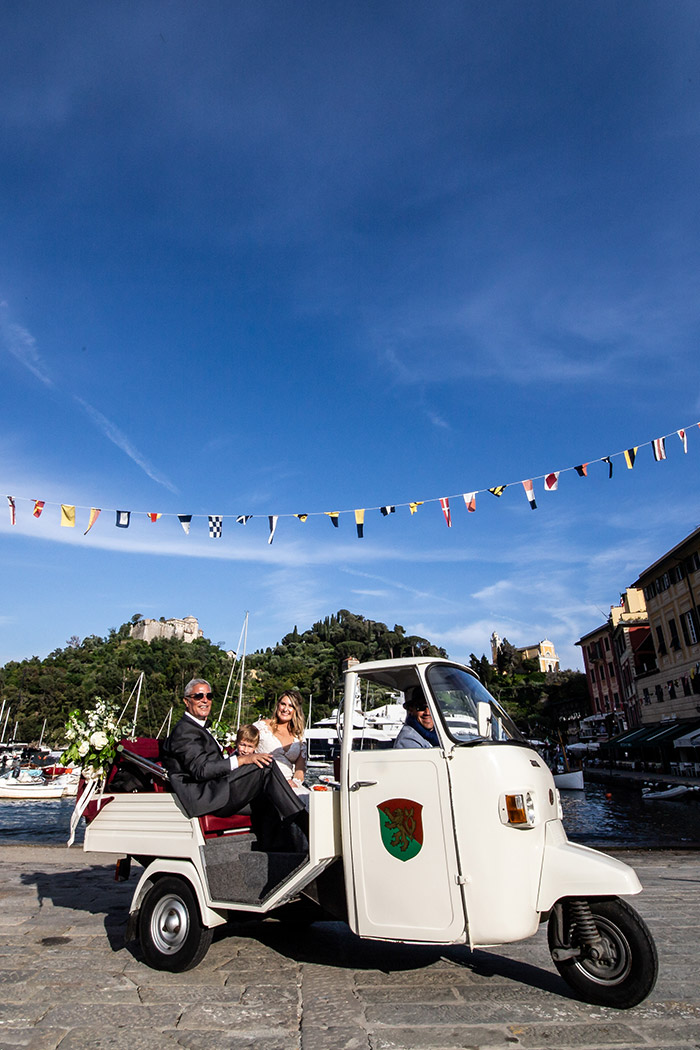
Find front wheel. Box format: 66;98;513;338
548;897;657;1009
138;876;213;972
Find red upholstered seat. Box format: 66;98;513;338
198;813;252;838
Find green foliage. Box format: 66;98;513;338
0;611;448;743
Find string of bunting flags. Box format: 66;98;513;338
4;423;698;544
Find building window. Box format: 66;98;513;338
687;551;700;573
643;687;650;704
671;562;688;588
657;572;670;592
604;637;610;651
643;582;656;601
683;609;699;646
655;624;667;656
655;684;663;701
683;676;692;697
668;618;681;651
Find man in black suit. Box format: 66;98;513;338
162;678;307;849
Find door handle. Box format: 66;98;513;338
349;780;377;791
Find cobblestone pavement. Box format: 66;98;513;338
0;845;698;1050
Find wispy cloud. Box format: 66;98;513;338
0;305;53;387
73;397;178;495
0;302;177;493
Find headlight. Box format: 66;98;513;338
499;791;536;828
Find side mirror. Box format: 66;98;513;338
477;701;492;738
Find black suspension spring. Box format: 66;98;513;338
568;898;602;947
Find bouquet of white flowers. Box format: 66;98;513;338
62;697;121;780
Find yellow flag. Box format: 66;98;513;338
294;513;308;522
409;501;424;515
61;504;76;528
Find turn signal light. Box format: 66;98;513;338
500;791;536;828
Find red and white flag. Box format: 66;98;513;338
147;513;162;523
652;437;667;462
544;472;559;492
522;479;537;509
439;497;452;527
33;500;45;518
678;429;688;454
462;492;476;513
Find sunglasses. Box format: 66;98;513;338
186;692;213;701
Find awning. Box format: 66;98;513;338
639;721;700;749
568;741;599;752
600;726;655;750
674;726;700;749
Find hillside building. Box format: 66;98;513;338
490;633;560;673
129;616;203;645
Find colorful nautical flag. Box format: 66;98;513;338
61;505;76;528
268;515;278;544
208;515;223;538
462;492;476;512
522;479;537;509
33;500;45;518
575;464;588;477
488;486;506;498
178;514;192;534
439;497;451;527
84;508;101;535
294;513;308;522
678;429;688;454
236;515;252;525
380;506;395;516
355;509;365;538
624;448;638;470
116;510;131;528
6;496;15;525
544;473;559;492
325;512;339;527
409;501;424;515
602;456;613;478
652;437;667;461
147;513;162;523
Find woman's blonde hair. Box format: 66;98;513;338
270;689;305;739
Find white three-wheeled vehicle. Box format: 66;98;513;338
77;657;657;1008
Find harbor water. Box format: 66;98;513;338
0;777;699;848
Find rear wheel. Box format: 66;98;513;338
548;897;657;1009
138;876;213;972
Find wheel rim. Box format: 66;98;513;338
150;894;190;955
572;915;633;986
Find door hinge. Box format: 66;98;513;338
455;873;468;886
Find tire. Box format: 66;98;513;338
548;897;658;1009
138;876;214;972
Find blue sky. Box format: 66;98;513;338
1;1;699;672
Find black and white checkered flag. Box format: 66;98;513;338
208;515;223;539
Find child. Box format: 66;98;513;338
234;723;259;757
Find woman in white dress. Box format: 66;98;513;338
254;690;308;796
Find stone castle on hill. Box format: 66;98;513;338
129;615;203;645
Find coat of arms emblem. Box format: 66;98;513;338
377;798;424;861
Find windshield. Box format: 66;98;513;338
426;664;523;744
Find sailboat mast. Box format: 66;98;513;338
235;612;249;730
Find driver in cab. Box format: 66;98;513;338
394;688;440;749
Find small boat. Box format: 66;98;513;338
0;774;66;799
553;769;585;791
642;784;690;801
